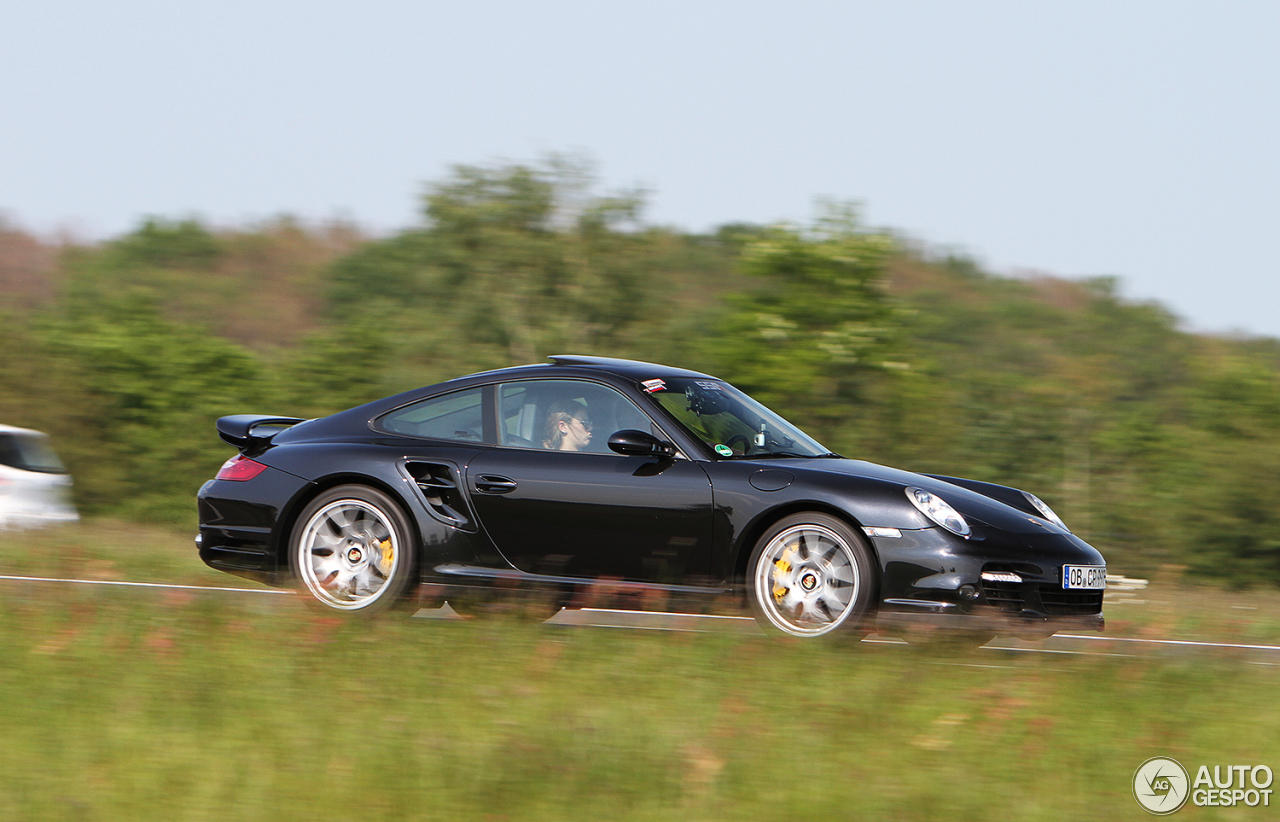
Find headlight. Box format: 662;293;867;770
1022;491;1069;531
905;487;971;537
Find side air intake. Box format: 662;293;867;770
405;462;475;531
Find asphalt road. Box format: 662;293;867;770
4;572;1277;664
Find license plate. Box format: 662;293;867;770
1063;565;1106;590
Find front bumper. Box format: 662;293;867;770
868;526;1107;638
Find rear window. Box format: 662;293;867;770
374;387;488;442
0;433;67;474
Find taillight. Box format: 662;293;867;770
216;455;268;481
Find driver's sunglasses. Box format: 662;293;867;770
574;418;594;431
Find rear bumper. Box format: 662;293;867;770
197;473;306;586
195;530;280;586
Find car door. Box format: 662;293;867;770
466;379;715;583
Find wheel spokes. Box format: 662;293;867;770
757;525;860;635
300;500;398;607
795;533;811;561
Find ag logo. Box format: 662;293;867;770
1134;757;1190;814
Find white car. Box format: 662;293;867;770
0;424;78;528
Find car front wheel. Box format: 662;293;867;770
289;485;417;613
747;513;876;639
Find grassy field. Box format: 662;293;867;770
2;522;1279;820
0;520;230;586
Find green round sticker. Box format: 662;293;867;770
714;444;733;457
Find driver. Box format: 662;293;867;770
542;401;594;452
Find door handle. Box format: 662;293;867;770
474;474;518;495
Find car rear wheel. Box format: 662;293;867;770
747;513;876;639
289;485;417;614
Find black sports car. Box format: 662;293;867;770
197;356;1105;640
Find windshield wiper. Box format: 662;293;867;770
749;450;845;459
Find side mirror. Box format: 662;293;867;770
607;429;676;458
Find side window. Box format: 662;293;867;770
0;435;20;470
498;380;657;453
376;387;487;442
0;433;65;473
499;384;540;447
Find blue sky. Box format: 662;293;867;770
3;1;1277;336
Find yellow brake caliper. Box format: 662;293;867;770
378;538;394;572
772;544;796;601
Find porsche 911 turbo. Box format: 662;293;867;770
196;356;1106;640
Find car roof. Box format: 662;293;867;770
279;356;722;443
459;355;718;383
0;424;48;437
543;355;716;380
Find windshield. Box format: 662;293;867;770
0;432;67;474
644;378;831;459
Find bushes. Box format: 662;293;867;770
2;161;1278;585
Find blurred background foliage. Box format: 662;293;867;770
3;157;1280;584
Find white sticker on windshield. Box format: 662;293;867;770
642;379;667;393
695;381;721;390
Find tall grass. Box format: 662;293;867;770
3;523;1279;819
1;582;1277;820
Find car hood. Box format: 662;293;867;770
769;457;1067;536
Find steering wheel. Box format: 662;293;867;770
723;434;753;455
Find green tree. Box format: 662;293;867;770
705;205;904;443
275;324;391;419
40;295;265;523
111;217;223;270
324;157;707;386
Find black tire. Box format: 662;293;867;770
746;513;877;639
288;485;417;614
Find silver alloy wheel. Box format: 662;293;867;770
296;498;401;610
752;523;860;636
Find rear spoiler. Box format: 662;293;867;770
216;415;307;449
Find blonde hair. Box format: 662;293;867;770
542;401;588;450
